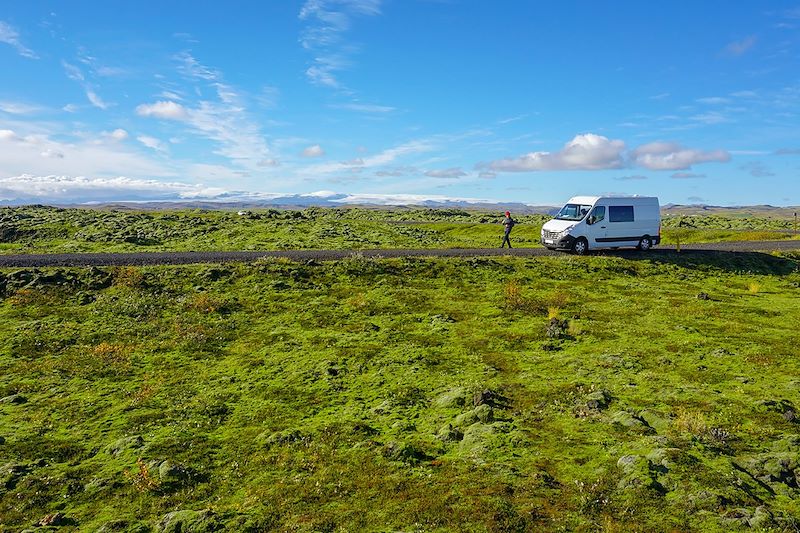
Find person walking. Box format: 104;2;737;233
501;210;516;248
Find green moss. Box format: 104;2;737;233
1;252;799;530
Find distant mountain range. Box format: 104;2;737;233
2;190;796;216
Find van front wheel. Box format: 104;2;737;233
572;237;588;255
638;236;652;251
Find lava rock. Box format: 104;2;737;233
158;460;191;485
611;410;649;429
453;404;494;427
585;390;612;411
105;435;144;457
436;424;464;442
0;394;27;405
157;509;220;533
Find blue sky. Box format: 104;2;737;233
1;1;798;205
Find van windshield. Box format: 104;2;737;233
555;203;593;221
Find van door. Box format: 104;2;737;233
605;205;636;244
586;205;606;244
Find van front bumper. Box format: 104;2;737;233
541;235;575;250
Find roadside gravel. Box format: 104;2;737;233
0;240;798;267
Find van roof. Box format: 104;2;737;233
566;195;659;204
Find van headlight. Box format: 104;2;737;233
556;226;574;239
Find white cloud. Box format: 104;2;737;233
631;142;730;170
0;101;43;114
298;0;382;89
300;139;434;177
257;158;280;167
497;114;528;125
40;149;64;159
301;144;325;157
106;129;128;141
425;167;467;178
95;66;127;77
487;133;626;172
690;112;729;124
615;175;648;181
62;103;79;113
0;126;175;179
62;61;111;110
0;174;501;206
62;61;85;81
135;53;272;169
86;89;109;110
137;135;166;152
334;102;395;113
175;50;220;81
724;35;757;56
158;90;184;101
136;100;189;120
696;97;731;105
0;21;38;59
0;175;204;203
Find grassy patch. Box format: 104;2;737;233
2;206;799;255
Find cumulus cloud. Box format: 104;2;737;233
425;167;467;178
40;149;64;159
0;21;38;59
0;127;175;179
301;144;325;157
106;129;128;141
0;175;497;206
136;100;189;120
487;133;626;172
630;142;730;170
0;175;207;203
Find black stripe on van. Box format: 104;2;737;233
595;236;644;242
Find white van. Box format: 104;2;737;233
540;195;660;254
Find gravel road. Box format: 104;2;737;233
0;240;798;267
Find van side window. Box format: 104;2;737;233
609;205;634;222
589;206;605;224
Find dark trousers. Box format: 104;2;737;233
501;231;512;248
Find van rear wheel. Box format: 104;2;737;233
638;236;652;251
572;237;588;255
